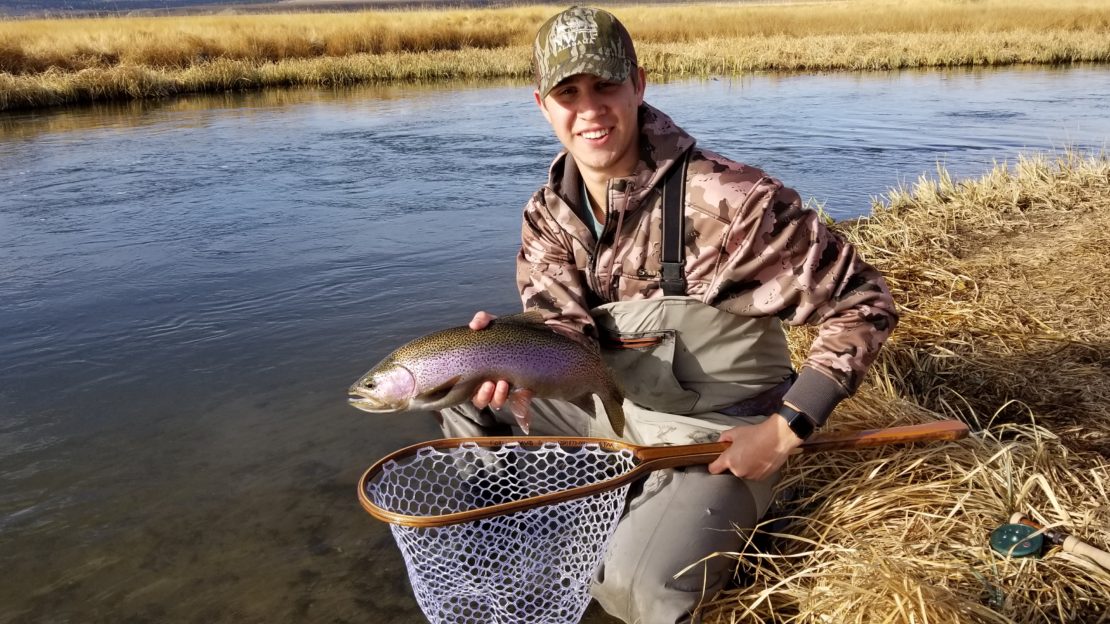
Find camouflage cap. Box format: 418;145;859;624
533;6;637;99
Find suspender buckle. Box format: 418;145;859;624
660;261;687;296
660;150;691;297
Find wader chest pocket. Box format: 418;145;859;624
599;329;701;415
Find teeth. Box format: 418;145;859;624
581;129;608;140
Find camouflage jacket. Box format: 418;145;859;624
517;103;897;424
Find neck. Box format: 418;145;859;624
581;171;609;222
577;137;641;222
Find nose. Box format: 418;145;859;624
577;89;607;118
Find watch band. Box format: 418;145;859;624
777;403;816;440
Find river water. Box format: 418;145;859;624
1;66;1108;623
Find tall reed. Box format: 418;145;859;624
2;0;1110;110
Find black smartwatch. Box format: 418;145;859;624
777;404;816;441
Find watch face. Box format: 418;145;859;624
791;418;814;440
783;407;815;439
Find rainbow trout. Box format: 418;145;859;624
348;312;625;435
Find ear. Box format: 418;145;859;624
633;66;647;105
534;89;553;125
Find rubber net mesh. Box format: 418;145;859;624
366;441;639;624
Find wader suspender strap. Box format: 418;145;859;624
660;151;690;296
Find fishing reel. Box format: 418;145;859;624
990;513;1110;571
989;522;1044;558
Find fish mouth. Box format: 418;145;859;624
347;396;390;413
347;387;404;413
348;389;385;412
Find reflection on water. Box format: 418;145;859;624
1;66;1108;623
0;78;527;141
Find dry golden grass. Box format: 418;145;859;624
712;409;1109;622
703;153;1110;623
849;152;1110;453
0;9;547;73
2;0;1110;110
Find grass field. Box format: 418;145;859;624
2;0;1110;110
708;152;1110;623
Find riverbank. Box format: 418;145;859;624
711;153;1110;623
3;0;1110;111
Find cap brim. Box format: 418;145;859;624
540;56;632;99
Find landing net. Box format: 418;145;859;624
365;441;638;624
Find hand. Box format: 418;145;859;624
468;308;537;430
707;415;803;480
466;311;509;409
466;313;535;432
472;379;511;410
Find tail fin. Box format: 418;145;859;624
599;392;625;437
597;374;625;437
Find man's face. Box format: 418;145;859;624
534;69;646;182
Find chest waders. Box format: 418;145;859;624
588;149;794;443
581;150;793;624
438;152;796;624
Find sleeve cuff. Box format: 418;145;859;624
782;367;849;427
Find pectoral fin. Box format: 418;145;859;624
416;375;463;403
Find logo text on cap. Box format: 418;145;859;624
550;14;598;52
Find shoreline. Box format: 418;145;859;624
0;0;802;19
3;38;1109;113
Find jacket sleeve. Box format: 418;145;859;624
516;191;597;345
706;177;898;425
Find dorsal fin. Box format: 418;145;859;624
492;310;549;328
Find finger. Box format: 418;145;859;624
469;311;497;330
472;381;496;409
489;380;511;409
707;457;727;475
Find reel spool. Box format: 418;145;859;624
990;523;1044;558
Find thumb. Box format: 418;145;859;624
469;311;496;330
707;455;727;475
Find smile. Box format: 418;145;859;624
579;128;610;140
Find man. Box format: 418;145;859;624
441;6;897;623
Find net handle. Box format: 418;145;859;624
359;420;969;528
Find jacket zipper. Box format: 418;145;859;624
588;179;618;301
590;178;626;299
588;234;605;301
